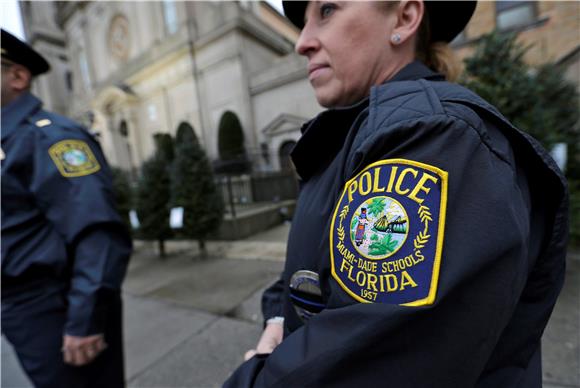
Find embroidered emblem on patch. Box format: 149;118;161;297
330;159;448;306
48;140;101;177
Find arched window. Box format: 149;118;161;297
163;0;178;35
78;47;92;91
115;120;135;179
278;140;296;172
216;111;250;173
119;120;129;137
218;111;245;161
176;122;197;144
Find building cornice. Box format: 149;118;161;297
56;1;89;28
94;34;191;95
28;28;66;48
262;113;309;136
250;67;307;95
194;12;294;55
249;54;308;95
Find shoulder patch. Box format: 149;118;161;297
330;159;447;306
48;139;101;177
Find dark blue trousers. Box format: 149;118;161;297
2;284;125;388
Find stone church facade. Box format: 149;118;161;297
20;1;321;175
20;1;579;176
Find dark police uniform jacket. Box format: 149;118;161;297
1;92;132;337
225;62;568;387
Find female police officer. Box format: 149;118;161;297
226;2;568;387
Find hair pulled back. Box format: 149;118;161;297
381;1;462;82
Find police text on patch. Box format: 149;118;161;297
330;159;448;306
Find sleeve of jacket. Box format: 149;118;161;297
30;125;132;336
261;276;285;324
224;114;558;387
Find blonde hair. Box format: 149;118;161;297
379;1;463;82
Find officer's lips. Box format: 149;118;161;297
308;63;330;82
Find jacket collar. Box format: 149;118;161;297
291;61;443;181
292;97;368;181
388;60;445;83
1;92;43;141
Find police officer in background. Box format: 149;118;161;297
1;29;132;388
226;1;567;387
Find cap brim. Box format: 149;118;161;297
283;1;308;30
282;1;477;44
1;29;50;75
426;1;477;43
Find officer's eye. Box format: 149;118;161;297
319;2;337;19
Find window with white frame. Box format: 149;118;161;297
496;1;536;31
78;48;92;91
163;0;178;35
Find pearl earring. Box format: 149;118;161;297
391;33;401;44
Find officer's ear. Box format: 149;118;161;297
390;0;424;47
6;63;33;92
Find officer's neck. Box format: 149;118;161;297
1;87;31;108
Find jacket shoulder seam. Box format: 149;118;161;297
443;111;513;168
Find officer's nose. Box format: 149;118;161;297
295;22;320;57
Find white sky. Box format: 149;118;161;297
0;0;25;40
0;0;284;43
266;0;283;13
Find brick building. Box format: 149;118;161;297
453;1;579;85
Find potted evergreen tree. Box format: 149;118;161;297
136;133;175;257
171;124;224;258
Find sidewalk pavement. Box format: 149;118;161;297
2;223;579;388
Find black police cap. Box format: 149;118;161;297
282;1;477;44
1;29;50;76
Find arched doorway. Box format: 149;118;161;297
104;100;134;176
93;85;139;174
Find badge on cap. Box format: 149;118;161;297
48;139;101;177
330;159;448;306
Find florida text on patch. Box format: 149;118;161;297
48;139;101;177
330;159;448;306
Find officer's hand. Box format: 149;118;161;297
244;322;283;361
62;334;107;366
